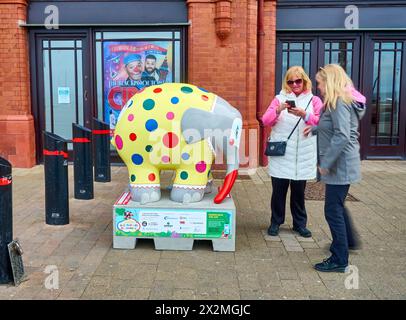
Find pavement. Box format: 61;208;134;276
0;161;405;300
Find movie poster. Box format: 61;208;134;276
103;41;173;130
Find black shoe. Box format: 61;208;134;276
349;244;362;251
292;226;312;238
314;257;348;273
267;224;279;236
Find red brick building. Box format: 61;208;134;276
1;0;405;168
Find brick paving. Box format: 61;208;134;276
0;161;405;300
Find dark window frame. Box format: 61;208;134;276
29;26;188;164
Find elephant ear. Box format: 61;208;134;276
181;108;221;144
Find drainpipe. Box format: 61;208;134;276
256;0;268;166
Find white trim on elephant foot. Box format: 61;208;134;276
129;184;161;204
170;185;205;204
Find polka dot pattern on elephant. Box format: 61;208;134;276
115;135;123;150
195;161;207;173
180;171;188;180
131;154;144;165
145;119;158;132
163;132;179;148
143;99;155;111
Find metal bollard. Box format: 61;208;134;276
93;118;111;183
72;124;94;200
0;157;13;284
43;131;69;225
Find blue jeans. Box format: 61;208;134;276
324;184;355;265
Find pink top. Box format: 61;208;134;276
262;95;324;127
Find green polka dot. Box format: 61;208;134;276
143;99;155;110
130;174;136;182
145;145;153;152
180;171;188;180
181;86;193;94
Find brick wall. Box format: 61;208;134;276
0;0;35;167
187;0;276;168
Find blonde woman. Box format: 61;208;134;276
262;66;323;237
304;64;366;273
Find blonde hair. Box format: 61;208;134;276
316;64;354;110
282;66;312;93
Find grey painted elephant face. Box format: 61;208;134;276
181;96;243;204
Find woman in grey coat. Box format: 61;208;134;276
304;64;366;273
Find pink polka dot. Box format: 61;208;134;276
163;132;179;149
115;135;123;150
128;114;134;121
162;155;170;163
195;161;207;173
166;112;175;120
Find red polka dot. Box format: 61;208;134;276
153;88;162;93
129;133;137;141
163;132;179;148
195;161;207;173
148;173;156;181
202;95;209;101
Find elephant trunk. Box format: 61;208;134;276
214;143;239;204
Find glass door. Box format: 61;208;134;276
362;36;406;158
36;34;91;161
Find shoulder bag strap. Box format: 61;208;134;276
286;96;313;141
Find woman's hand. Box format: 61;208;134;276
289;107;307;118
276;103;288;115
318;166;329;176
303;125;313;137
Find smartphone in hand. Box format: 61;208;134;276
286;100;296;111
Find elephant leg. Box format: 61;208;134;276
170;167;210;204
128;167;161;204
170;186;205;204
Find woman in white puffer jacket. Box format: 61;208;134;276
262;66;323;238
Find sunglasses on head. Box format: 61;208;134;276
287;79;303;86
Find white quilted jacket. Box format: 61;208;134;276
267;91;317;181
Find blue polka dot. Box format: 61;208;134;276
145;145;153;152
171;97;179;104
143;99;155;110
145;119;158;132
199;87;209;93
181;153;190;160
131;154;144;165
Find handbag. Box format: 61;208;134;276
264;97;313;157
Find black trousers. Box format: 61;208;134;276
271;177;307;229
324;184;359;265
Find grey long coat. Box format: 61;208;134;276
313;98;366;185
